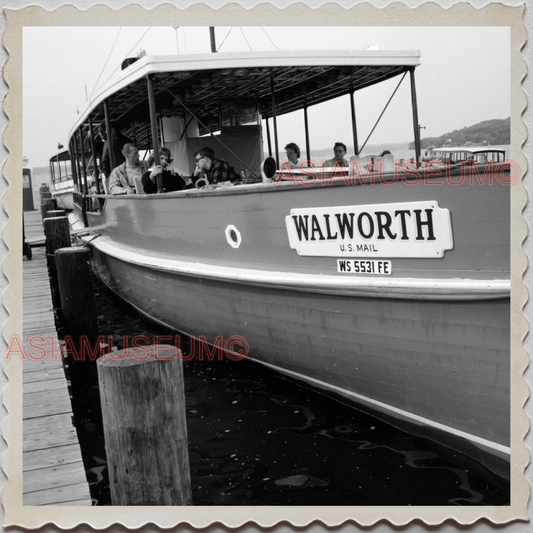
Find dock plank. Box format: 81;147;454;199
23;368;66;383
22;213;92;506
23;413;74;435
23;377;66;394
23;462;88;493
23;482;93;506
24;444;86;472
23;400;73;419
23;387;71;407
23;426;80;452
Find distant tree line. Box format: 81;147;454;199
409;118;510;149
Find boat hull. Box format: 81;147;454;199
74;170;511;472
51;189;74;211
89;244;509;453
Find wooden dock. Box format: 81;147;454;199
22;210;92;506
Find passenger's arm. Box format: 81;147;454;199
141;170;157;194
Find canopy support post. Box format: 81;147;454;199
265;117;272;157
103;101;115;172
79;129;89;195
350;90;359;156
271;76;279;168
88;116;102;194
409;67;421;165
209;27;217;53
69;140;79;192
147;74;163;193
304;103;311;164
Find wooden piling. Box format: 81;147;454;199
97;345;192;506
55;246;98;345
47;209;66;218
55;246;102;442
43;216;71;316
40;199;56;223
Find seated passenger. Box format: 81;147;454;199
325;142;349;167
108;143;149;195
99;120;133;177
284;142;301;169
142;147;187;194
193;146;240;185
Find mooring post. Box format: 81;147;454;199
47;209;65;218
40;199;56;223
55;246;102;434
39;184;52;203
97;345;192;505
43;216;71;320
55;247;97;337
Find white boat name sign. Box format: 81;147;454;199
285;201;453;258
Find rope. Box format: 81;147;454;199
261;28;279;50
240;28;252;51
105;27;153;83
359;71;408;153
216;28;233;52
90;28;123;100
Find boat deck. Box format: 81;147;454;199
22;210;92;506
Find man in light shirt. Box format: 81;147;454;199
108;143;149;194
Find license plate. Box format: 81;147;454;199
337;259;392;275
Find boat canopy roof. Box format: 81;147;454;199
50;148;71;162
70;49;420;146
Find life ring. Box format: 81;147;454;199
195;176;209;189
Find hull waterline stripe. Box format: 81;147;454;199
249;358;511;457
79;231;510;301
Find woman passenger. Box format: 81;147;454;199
284;142;301;169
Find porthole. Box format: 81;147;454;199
225;225;242;248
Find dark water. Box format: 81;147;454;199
74;276;510;506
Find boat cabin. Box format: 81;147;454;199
49;148;75;194
66;49;422;215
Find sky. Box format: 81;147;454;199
23;25;510;167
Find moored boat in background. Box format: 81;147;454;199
64;48;511;478
49;148;75;211
422;145;507;164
